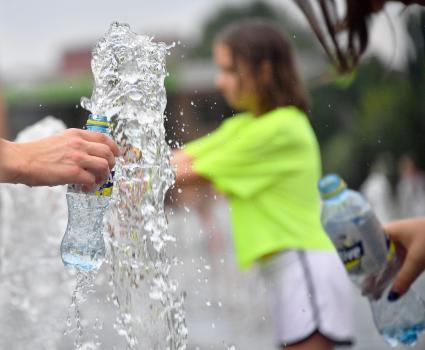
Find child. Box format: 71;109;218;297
172;19;353;349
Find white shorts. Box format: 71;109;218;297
259;250;354;347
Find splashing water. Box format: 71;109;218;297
81;22;187;349
64;271;97;350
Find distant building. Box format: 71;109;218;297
61;47;92;77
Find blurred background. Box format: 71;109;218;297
1;0;425;349
2;0;425;187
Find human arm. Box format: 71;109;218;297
384;217;425;300
0;128;119;190
171;149;209;188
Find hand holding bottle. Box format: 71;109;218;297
0;128;119;188
384;218;425;301
319;174;425;346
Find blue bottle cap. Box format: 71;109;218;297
318;174;347;199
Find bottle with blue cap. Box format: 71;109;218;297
318;174;425;347
60;114;114;271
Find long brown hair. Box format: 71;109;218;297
215;19;309;115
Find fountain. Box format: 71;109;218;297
80;22;187;349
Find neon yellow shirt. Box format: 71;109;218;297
185;106;334;268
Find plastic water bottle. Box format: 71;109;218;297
318;173;425;347
60;114;114;271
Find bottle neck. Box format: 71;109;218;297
323;188;349;203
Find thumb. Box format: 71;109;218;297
388;254;422;301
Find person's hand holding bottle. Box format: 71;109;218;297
0;128;119;190
384;218;425;301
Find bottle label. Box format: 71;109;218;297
327;212;389;276
337;238;395;272
95;171;114;196
338;241;364;271
386;238;396;262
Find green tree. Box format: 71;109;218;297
311;10;425;188
191;1;314;58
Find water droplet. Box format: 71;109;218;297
94;318;104;330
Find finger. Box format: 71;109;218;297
45;163;96;187
71;168;96;188
389;253;423;300
82;183;95;193
84;142;115;170
80;156;110;184
79;130;120;157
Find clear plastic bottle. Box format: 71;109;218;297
318;173;425;347
60;115;113;271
